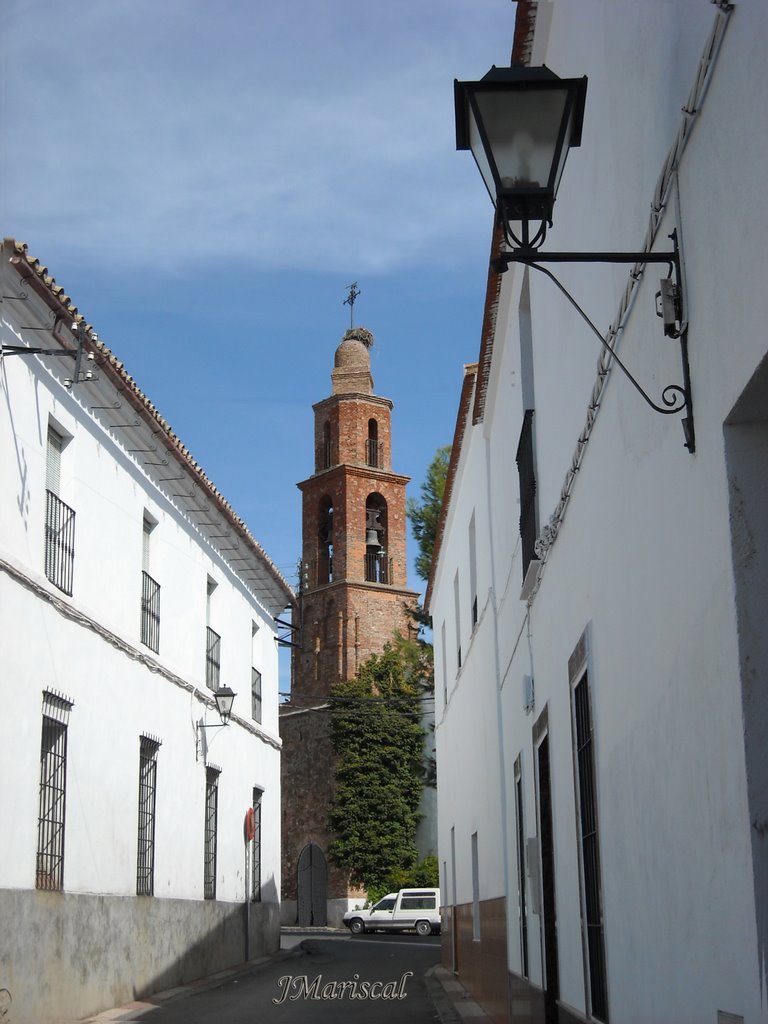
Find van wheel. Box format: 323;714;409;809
349;918;365;935
415;920;431;937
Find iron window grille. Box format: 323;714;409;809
573;675;609;1022
364;550;389;584
365;438;383;467
206;627;221;690
516;409;538;580
251;789;262;901
136;735;160;896
514;762;529;978
45;490;76;595
140;571;161;653
251;668;262;724
204;767;220;900
36;692;73;891
321;421;335;470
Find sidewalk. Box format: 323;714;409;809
425;964;495;1024
81;929;494;1024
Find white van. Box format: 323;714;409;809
342;887;441;936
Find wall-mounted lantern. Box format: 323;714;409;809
455;64;694;452
196;686;236;761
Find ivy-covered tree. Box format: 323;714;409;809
407;444;451;581
328;634;433;899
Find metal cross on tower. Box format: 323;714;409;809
342;282;360;328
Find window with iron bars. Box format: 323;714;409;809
515;409;538;581
251;668;262;724
141;571;161;653
204;767;220;900
45;490;76;595
136;736;160;896
573;673;609;1022
321;421;333;470
251;788;262;901
45;426;75;595
206;627;221;690
514;758;529;978
366;418;379;467
36;692;73;891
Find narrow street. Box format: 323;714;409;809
116;932;445;1024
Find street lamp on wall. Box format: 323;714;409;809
455;65;587;251
196;686;236;761
455;65;695;453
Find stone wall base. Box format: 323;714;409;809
0;888;279;1024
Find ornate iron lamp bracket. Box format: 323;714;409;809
494;230;694;452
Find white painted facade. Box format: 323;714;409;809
0;239;294;1024
429;4;768;1023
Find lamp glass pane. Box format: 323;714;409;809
474;87;570;192
468;105;500;204
215;688;235;721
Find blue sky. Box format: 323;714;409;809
2;0;514;596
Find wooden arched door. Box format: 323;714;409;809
297;843;327;926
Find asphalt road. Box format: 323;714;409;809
130;932;444;1024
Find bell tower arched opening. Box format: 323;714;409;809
365;493;388;584
367;418;379;467
318;496;333;585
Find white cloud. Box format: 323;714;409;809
2;0;512;274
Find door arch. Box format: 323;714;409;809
297;843;327;926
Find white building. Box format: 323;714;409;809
428;4;767;1023
0;238;294;1024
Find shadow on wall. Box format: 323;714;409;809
0;888;280;1024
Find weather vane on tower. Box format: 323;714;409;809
343;282;360;329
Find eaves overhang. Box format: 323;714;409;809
5;238;295;615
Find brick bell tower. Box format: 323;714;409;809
279;326;418;927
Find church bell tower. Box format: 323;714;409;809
280;327;418;926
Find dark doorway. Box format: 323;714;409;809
297;843;327;926
725;350;768;979
537;734;559;1024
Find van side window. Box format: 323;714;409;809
400;896;436;910
373;898;397;911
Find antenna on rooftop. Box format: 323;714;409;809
343;282;360;328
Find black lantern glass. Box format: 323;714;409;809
213;686;236;725
455;66;587;248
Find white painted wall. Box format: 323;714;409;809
0;241;293;1022
432;3;768;1022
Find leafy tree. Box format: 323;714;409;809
328;635;432;896
407;444;451;581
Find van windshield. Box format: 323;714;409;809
372;898;397;912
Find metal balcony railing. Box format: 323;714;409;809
45;490;76;595
206;627;221;690
365;551;390;585
365;439;384;468
141;571;161;654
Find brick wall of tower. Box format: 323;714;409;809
281;329;420;912
300;467;411;591
293;582;416;700
280;712;363;902
313;395;394;473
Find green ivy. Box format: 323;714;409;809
328;634;434;897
